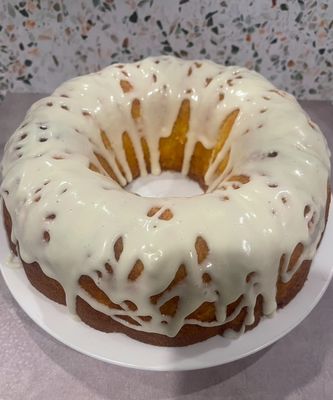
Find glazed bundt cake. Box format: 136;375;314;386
1;56;330;346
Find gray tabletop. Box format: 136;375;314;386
0;94;332;400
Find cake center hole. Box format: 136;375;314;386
126;172;204;198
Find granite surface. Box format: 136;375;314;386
1;1;333;101
0;94;332;399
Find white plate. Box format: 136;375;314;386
1;188;333;371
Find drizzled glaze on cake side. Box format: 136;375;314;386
1;56;330;337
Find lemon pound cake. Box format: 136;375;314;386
1;56;330;346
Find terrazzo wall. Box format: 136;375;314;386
1;0;332;101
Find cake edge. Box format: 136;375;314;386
2;183;330;347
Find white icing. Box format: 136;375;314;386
1;56;330;337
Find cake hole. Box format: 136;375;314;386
155;60;160;64
232;183;240;189
82;110;91;117
268;183;278;188
159;296;179;317
3;190;9;195
34;195;41;202
43;231;50;242
114;236;123;261
267;151;278;158
116;64;124;69
46;102;53;107
260;109;267;113
121;70;129;77
39;125;47;130
61;105;69;111
152;74;157;83
60;94;69;98
60;188;68;194
187;67;193;76
194;62;202;68
258;124;264;129
44;180;50;186
161;320;168;325
220;195;229;201
20;133;27;140
45;213;56;220
53;155;64;160
281;196;288;204
263;96;271;100
39;138;48;142
235;75;243;79
126;172;203;198
120;79;133;93
105;263;113;274
124;300;138;311
15;146;22;150
35;188;42;194
219;93;225;101
128;259;144;281
227;79;234;87
96;270;102;278
195;236;209;264
202;272;212;283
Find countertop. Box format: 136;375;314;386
0;94;332;400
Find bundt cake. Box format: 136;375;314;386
1;56;331;346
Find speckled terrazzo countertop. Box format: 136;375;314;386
0;94;332;400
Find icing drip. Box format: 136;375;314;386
1;56;330;337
